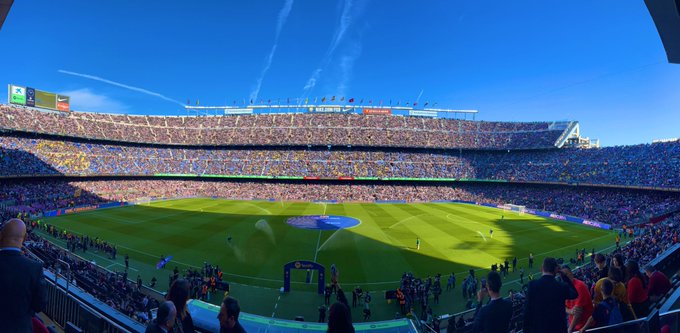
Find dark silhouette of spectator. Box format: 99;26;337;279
145;301;176;333
523;257;577;333
0;218;47;333
167;279;195;333
645;265;671;302
327;302;355;333
625;260;650;318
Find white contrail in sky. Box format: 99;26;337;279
250;0;295;101
336;39;362;97
302;0;358;94
58;69;185;106
416;89;424;103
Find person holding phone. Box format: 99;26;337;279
472;271;512;333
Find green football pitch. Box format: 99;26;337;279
40;198;617;320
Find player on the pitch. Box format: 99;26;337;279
489;228;494;238
416;237;421;250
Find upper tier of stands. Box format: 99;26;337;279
0;105;566;149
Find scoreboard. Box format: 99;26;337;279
8;84;70;112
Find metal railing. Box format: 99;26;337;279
41;267;146;333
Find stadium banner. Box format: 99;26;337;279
56;95;70;112
35;89;57;110
382;177;459;181
197;174;273;179
275;176;305;180
362;108;391;115
186;300;416;333
436;200;611;230
523;208;610;230
25;87;36;107
9;85;26;105
457;178;508;182
308;106;353;113
375;200;408;204
42;202;127;217
224;108;253;115
303;176;320;180
354;177;380;180
409;110;437;117
337;176;355;180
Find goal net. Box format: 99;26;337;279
506;204;526;215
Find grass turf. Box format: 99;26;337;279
40;198;616;320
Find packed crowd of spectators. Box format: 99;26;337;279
1;180;677;227
0;105;564;149
440;217;678;333
24;229;160;324
0;134;678;188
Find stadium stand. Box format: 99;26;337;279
0;105;565;149
0;103;678;332
0;133;677;188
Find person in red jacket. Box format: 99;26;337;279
625;261;649;317
563;266;593;333
645;265;671;302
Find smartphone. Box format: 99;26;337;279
481;279;487;290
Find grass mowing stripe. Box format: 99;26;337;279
43;199;614;295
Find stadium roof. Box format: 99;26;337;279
0;0;13;31
645;0;680;64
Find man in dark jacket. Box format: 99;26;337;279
472;271;513;333
218;296;246;333
523;257;578;333
0;219;47;333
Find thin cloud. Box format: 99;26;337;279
416;89;424;103
250;0;295;101
60;88;129;113
302;0;365;94
58;70;185;106
336;39;362;97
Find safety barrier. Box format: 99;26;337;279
41;270;145;333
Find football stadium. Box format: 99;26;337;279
1;1;680;333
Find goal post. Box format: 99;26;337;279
506;204;526;215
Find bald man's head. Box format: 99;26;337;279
0;218;26;248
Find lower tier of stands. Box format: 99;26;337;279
0;135;678;188
1;179;678;227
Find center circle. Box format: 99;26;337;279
286;215;361;230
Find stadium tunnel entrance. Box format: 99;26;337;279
283;260;325;294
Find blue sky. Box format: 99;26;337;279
0;0;678;146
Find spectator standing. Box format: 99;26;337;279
472;271;512;333
625;261;650;317
592;267;636;321
318;304;327;323
562;266;593;333
645;265;671;302
523;258;577;333
0;219;47;333
327;302;354;333
167;279;195;333
594;254;609;280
